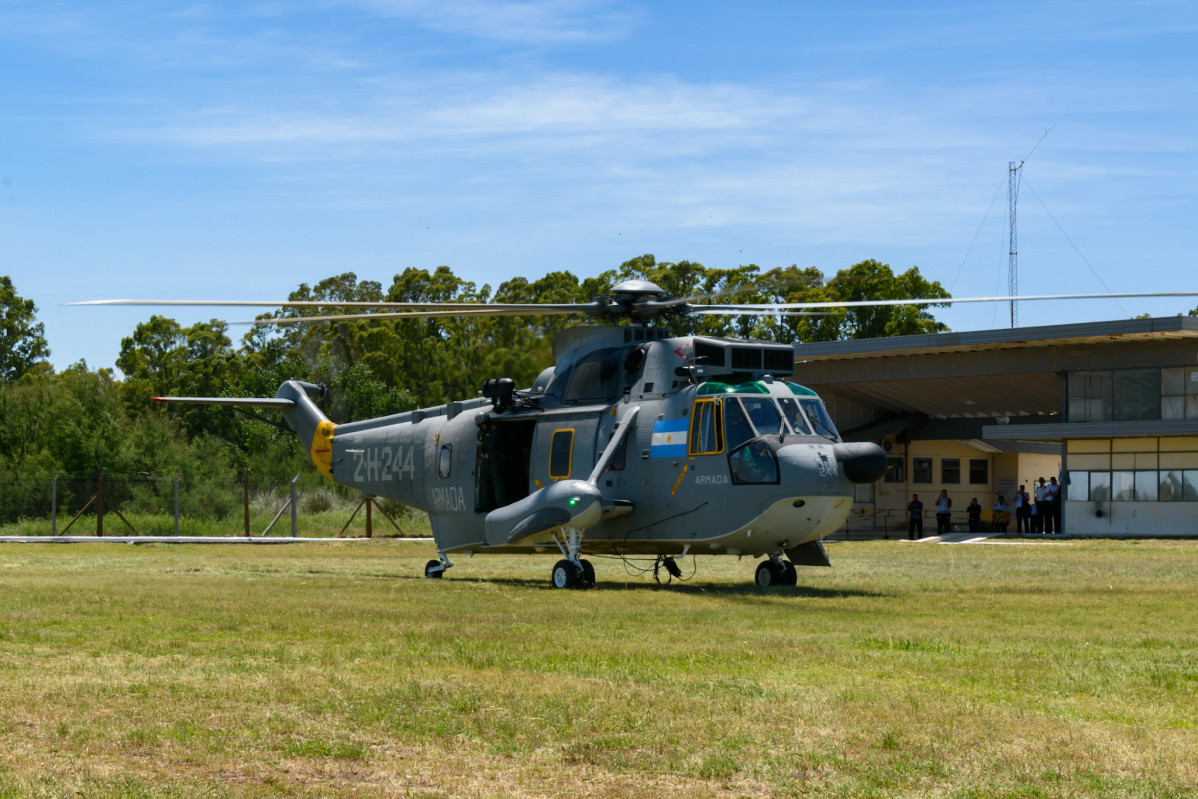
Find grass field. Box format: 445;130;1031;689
0;539;1194;798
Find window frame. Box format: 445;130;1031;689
688;397;725;456
549;428;575;480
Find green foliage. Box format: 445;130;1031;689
0;275;51;381
1;256;952;526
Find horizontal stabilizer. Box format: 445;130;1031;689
152;396;296;408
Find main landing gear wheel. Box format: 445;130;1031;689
551;559;593;589
755;559;797;587
551;559;579;589
424;559;444;579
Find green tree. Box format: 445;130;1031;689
0;276;50;381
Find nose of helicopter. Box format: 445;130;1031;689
832;441;888;484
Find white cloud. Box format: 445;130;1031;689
342;0;643;43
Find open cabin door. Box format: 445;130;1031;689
474;418;536;514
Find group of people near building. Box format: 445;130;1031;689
905;477;1061;539
1009;477;1062;534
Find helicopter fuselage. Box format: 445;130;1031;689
308;326;882;565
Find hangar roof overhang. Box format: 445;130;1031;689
791;316;1198;425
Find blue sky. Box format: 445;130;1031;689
3;1;1197;372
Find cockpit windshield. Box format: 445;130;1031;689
777;397;812;435
740;397;785;437
800;398;839;439
724;398;754;450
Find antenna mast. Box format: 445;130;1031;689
1007;117;1060;328
1008;160;1019;327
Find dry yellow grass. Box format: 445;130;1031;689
0;539;1194;797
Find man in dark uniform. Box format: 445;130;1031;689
907;494;924;540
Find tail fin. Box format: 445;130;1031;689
153;380;336;480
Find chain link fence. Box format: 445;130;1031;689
0;471;420;538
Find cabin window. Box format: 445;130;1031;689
549;429;574;480
688;398;724;456
438;444;452;478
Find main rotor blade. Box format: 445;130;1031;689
70;298;597;313
751;291;1198;311
689;308;833;317
243;306;589;326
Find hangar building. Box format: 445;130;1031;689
792;316;1198;537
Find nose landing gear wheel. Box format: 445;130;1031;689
552;559;580;589
755;560;780;587
755;559;797;587
580;559;596;588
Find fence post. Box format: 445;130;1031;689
243;469;251;537
290;475;299;537
51;473;58;535
174;474;180;536
97;469;105;537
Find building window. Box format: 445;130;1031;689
1160;470;1183;501
1186;471;1198;501
1113;369;1160;422
1111;471;1134;501
1088;471;1110;501
1161;367;1198;419
969;458;989;485
941;458;960;484
1134;471;1159;501
1070;470;1089;500
912;457;933;483
884;457;904;483
1068;371;1113;422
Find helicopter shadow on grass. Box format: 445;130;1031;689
416;573;888;600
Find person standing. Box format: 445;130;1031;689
1015;484;1031;533
1034;478;1050;534
907;494;924;540
992;495;1009;532
966;498;982;532
1046;476;1062;534
935;489;953;535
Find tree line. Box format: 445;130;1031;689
0;256;951;523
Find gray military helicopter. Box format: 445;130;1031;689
77;282;1198;588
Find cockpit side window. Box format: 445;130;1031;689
800;398;839;439
741;397;785;437
777;397;812;435
688;398;724;455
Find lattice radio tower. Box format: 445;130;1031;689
1008;160;1020;327
1007;119;1059;328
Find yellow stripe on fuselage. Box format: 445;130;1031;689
310;419;337;480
